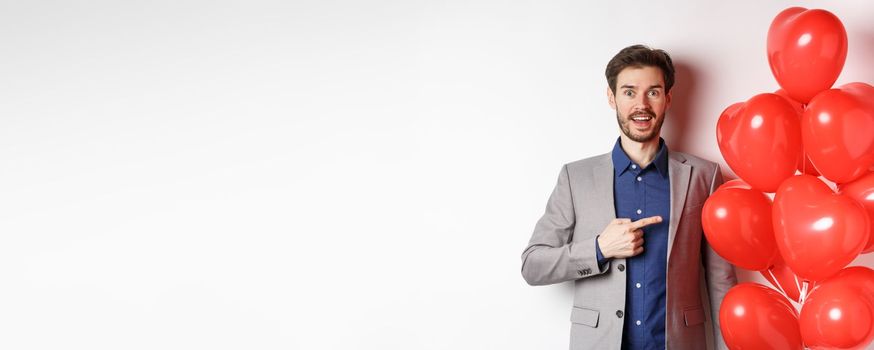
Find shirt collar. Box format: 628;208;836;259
611;137;669;178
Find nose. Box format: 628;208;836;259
636;93;651;108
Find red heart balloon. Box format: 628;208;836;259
839;172;874;253
720;283;803;350
803;82;874;184
773;175;869;281
767;7;847;103
703;182;777;270
717;93;802;193
800;267;874;349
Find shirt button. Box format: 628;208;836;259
636;209;642;215
631;164;637;169
636;176;642;182
616;310;624;318
617;264;625;272
636;320;642;326
636;283;641;288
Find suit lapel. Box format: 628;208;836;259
667;153;691;261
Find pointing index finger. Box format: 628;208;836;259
629;216;663;230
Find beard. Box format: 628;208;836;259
616;109;664;143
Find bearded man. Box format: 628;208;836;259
521;44;737;350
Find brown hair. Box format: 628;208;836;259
605;45;675;94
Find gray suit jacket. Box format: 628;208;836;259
521;151;737;350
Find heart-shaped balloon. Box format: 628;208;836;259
803;82;874;184
800;267;874;349
717;93;802;193
703;181;777;270
767;7;847;103
773;175;870;281
720;283;803;350
839;172;874;253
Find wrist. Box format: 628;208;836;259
596;235;611;259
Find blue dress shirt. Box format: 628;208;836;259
596;138;671;350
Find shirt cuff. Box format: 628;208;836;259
595;236;608;268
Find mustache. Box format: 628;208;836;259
629;110;656;119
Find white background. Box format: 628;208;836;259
2;1;874;349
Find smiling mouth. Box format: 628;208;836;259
630;112;655;124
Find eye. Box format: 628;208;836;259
647;90;660;98
623;90;634;97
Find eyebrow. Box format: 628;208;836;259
620;84;664;90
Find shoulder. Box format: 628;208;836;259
670;151;719;170
671;151;719;173
564;152;612;173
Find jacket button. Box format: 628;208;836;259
577;270;584;276
618;264;625;272
616;310;624;318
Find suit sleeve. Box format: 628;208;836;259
702;164;738;350
521;164;608;286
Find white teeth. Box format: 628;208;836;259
632;117;652;121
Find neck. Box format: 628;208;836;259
619;135;661;168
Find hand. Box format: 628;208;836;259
597;216;663;259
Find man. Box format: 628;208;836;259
520;45;737;350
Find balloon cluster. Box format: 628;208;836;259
702;7;874;350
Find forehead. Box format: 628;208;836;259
616;66;665;88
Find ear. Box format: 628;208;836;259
665;90;672;110
607;87;616;110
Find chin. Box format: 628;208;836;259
628;133;658;143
